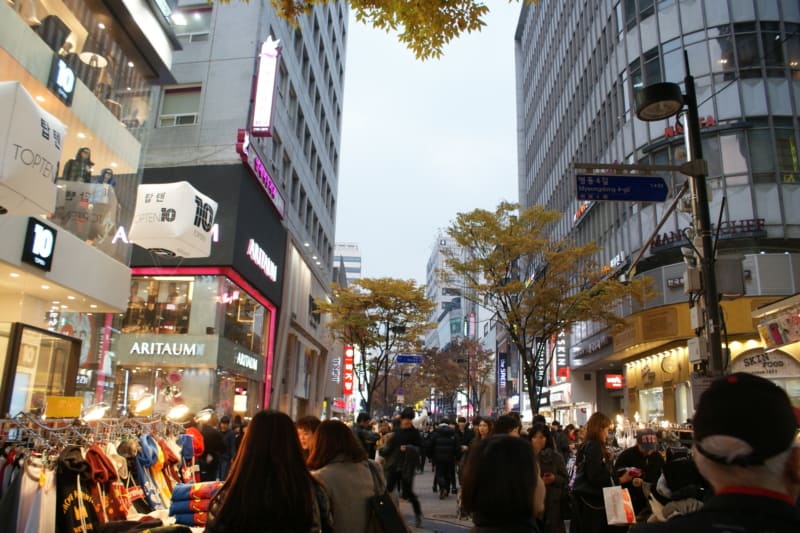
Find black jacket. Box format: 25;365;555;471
571;440;614;505
614;445;665;514
427;425;460;464
635;491;800;532
380;426;422;474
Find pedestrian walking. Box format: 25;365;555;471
380;407;424;528
427;419;461;499
530;423;568;533
571;412;634;533
308;419;386;533
205;410;333;532
461;435;541;532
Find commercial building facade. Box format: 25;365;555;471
515;0;800;422
0;0;179;415
125;0;348;419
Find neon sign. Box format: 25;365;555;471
246;238;278;282
343;345;354;396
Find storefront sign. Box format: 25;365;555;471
573;335;612;359
251;37;280;137
605;374;624;389
550;332;569;384
0;82;66;215
246;238;278;282
730;350;800;378
235;351;259;371
330;356;341;383
664;115;716;138
47;56;76;106
128;181;218;258
130;341;206;356
342;345;354;396
236;129;286;218
651;219;766;250
497;352;508;397
21;218;57;271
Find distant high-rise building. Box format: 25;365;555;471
515;0;800;424
334;242;362;285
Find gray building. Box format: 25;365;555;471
126;0;348;419
334;241;362;285
516;0;800;424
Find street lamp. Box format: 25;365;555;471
634;53;724;376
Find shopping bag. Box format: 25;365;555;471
602;486;635;525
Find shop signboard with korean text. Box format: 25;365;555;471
0;82;66;215
342;345;354;396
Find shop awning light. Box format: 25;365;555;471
132;394;154;416
82;402;110;422
167;403;190;421
194;408;214;423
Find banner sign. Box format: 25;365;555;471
342;345;354;396
497;352;508;398
0;82;66;215
129;181;218;258
21;217;57;271
250;36;280;137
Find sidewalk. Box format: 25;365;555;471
396;466;472;532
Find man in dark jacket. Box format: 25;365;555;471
380;408;424;527
353;412;379;458
551;420;571;460
199;412;224;482
427;420;461;499
638;373;800;532
614;427;665;516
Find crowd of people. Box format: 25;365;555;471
179;372;799;532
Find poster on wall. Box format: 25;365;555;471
128;181;218;258
0;82;66;215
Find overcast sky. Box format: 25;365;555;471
336;3;522;285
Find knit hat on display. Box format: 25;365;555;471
693;372;798;466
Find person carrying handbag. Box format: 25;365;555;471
570;413;634;533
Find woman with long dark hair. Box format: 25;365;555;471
571;412;632;533
461;435;540;532
307;420;386;533
205;410;332;532
529;423;568;533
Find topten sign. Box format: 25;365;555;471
251;36;280;137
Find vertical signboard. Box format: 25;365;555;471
250;36;280;137
342;345;354;396
551;332;570;383
497;352;507;398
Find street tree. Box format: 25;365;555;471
314;277;434;415
443;202;650;413
421;338;493;417
218;1;539;60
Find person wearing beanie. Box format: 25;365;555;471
380;406;424;527
614;428;665;517
638;372;800;532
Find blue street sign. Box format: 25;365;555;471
396;354;423;364
576;174;668;202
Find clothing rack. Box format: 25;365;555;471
1;412;187;450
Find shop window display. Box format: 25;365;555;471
121;279;192;334
638;387;664;423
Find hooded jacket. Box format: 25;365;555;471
62;147;93;182
85;443;126;524
56;445;100;533
137;434;167;510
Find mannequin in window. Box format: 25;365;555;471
93;167;116;187
62;147;94;182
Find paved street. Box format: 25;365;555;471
396;466;472;532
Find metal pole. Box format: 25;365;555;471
384;325;389;416
683;53;724;376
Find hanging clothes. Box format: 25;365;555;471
117;439;152;515
55;445;101;533
19;455;57;533
136;435;166;510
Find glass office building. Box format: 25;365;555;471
515;0;800;421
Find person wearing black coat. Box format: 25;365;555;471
380;408;424;527
427;420;461;499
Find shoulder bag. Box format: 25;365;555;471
366;461;411;533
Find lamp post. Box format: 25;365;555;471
634;53;724;376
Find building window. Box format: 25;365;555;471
159;85;201;127
172;7;213;42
